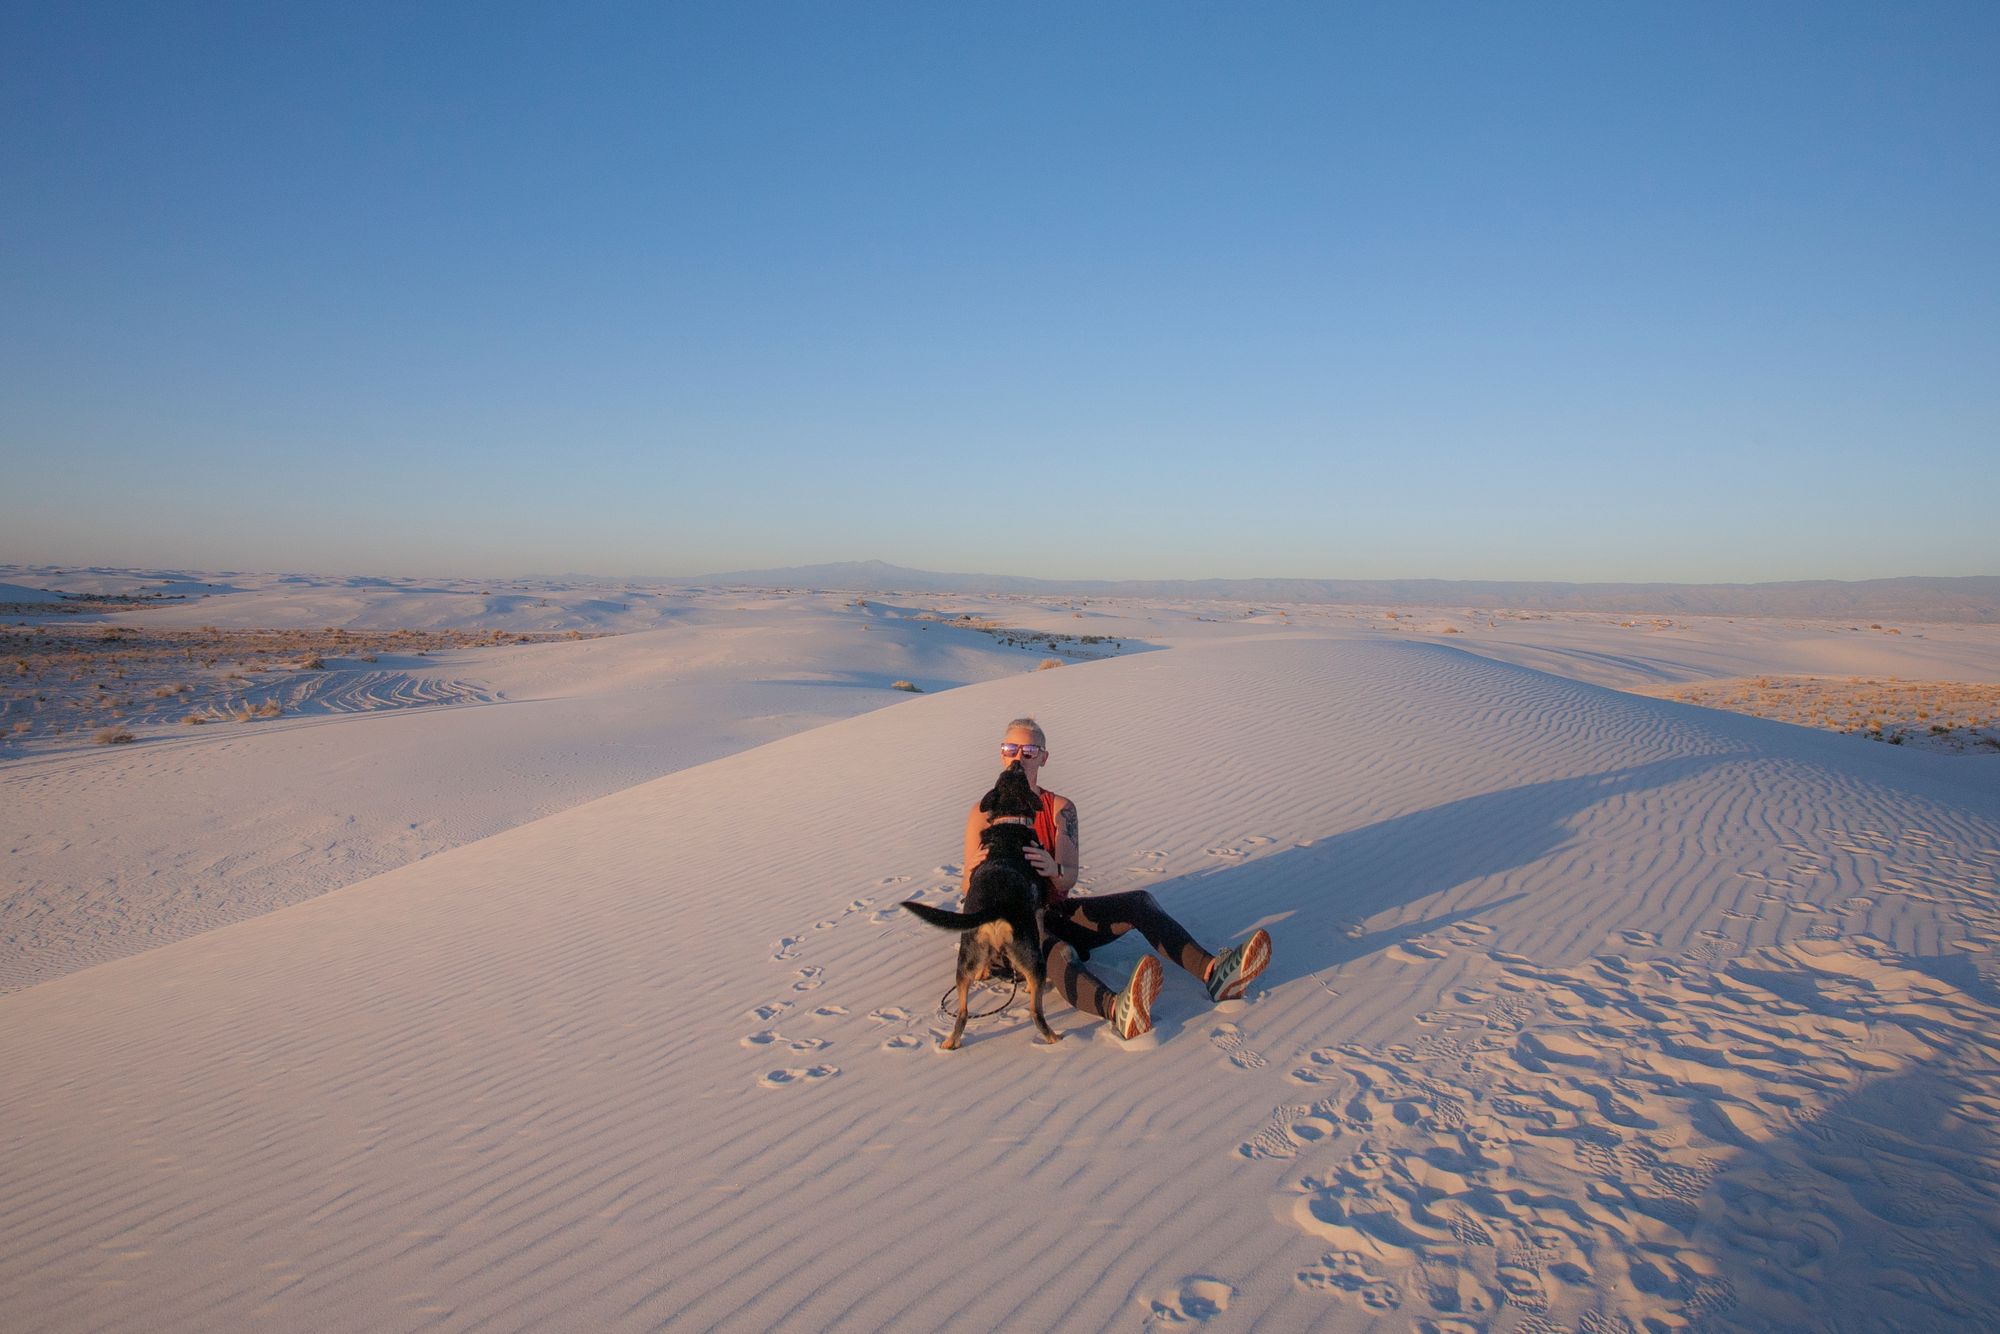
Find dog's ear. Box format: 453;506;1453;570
979;787;999;813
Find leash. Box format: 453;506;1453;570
937;975;1021;1021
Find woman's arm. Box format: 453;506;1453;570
1052;798;1079;893
1030;797;1078;895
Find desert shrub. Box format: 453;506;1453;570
182;713;210;726
94;727;136;744
1036;658;1063;671
299;654;327;670
890;680;922;692
254;698;282;717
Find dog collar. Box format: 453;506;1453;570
987;816;1035;828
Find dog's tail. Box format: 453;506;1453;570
900;901;1009;932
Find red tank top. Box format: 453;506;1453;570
1032;789;1067;900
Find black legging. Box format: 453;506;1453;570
1042;891;1215;1020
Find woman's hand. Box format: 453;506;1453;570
1022;844;1059;880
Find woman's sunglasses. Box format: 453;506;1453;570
1000;743;1045;760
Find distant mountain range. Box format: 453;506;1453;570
682;560;2000;622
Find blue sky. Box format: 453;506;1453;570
3;3;1995;582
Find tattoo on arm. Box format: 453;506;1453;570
1062;806;1078;875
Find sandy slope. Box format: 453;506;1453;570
1423;611;2000;690
1;595;1121;991
4;635;1998;1331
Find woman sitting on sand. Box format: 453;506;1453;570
963;717;1272;1040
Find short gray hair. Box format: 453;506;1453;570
1004;716;1046;747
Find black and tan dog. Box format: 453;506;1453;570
901;761;1062;1050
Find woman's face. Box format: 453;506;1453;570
1001;725;1048;785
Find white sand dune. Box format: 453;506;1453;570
5;632;1999;1330
2;592;1123;991
1429;611;2000;690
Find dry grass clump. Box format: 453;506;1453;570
94;727;136;744
889;680;922;692
1036;658;1063;670
1637;675;2000;753
298;654;327;670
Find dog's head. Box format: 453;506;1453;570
977;760;1042;823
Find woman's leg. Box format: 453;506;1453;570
1059;890;1214;980
1044;939;1116;1020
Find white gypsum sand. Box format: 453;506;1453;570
0;576;1150;991
1;598;1999;1330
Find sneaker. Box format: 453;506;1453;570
1110;954;1164;1040
1205;928;1271;1002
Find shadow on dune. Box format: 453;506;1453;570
1682;971;2000;1329
1149;753;1749;988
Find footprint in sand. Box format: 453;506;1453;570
1620;929;1659;947
792;966;825;992
1294;1252;1400;1310
1144;1276;1236;1325
809;1005;849;1019
814;919;837;930
868;1007;912;1024
749;1001;793;1022
1388;940;1446;964
1288;1047;1351;1086
758;1065;839;1088
881;1034;923;1051
1208;1023;1268;1070
743;1031;830;1053
771;936;803;961
1236;1103;1339;1160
